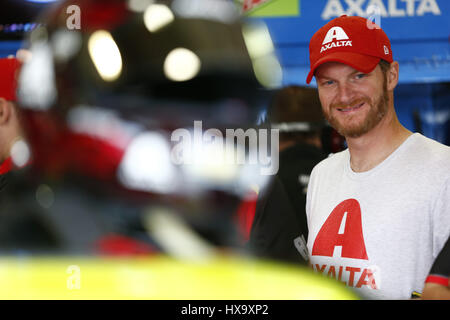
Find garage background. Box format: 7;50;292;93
1;0;449;144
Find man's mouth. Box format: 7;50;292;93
337;102;365;113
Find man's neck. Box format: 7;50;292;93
346;111;413;172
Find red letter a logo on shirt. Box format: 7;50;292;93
312;199;368;260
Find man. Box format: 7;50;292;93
305;15;450;299
248;86;327;264
0;57;23;186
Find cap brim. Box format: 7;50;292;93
306;52;380;84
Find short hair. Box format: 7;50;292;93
379;59;391;77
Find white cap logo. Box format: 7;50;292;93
383;45;389;55
322;27;349;45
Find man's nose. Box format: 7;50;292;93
336;83;354;106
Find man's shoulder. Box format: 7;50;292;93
412;133;450;150
404;134;450;185
409;134;450;167
311;149;349;176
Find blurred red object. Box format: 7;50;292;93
96;234;157;256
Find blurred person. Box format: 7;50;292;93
305;15;450;299
0;57;23;178
421;237;450;300
0;57;25;198
0;0;358;299
247;86;327;265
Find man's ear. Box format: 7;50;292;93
0;98;12;126
387;61;399;91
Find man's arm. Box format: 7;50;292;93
422;237;450;300
422;283;450;300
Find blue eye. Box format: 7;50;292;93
355;73;367;79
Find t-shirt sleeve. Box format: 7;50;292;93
305;164;319;233
426;236;450;286
432;177;450;259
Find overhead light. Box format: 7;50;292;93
242;22;274;60
88;30;123;82
144;4;174;32
252;54;283;88
242;22;282;88
163;48;201;82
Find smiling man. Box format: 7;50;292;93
305;15;450;299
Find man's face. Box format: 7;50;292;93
315;62;389;138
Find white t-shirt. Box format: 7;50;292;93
306;133;450;300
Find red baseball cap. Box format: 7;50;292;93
0;57;21;101
306;15;393;84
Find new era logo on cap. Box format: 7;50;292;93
306;15;393;84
